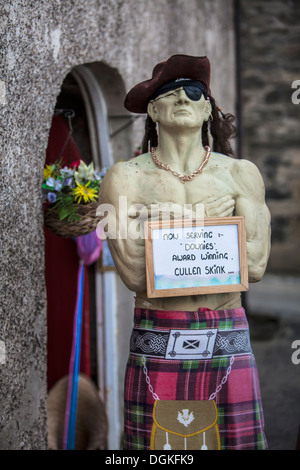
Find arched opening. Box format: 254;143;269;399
45;61;136;450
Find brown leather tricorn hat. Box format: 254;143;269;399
124;54;211;114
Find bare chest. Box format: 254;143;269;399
127;165;236;208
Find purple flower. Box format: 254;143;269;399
64;177;72;187
60;167;74;177
47;192;57;203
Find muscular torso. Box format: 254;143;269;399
127;152;236;213
101;151;247;311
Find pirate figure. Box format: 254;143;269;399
99;54;271;450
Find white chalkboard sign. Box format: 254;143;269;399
144;217;248;298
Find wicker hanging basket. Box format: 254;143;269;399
44;199;101;238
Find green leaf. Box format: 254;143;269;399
54;191;80;223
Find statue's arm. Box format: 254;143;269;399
233;159;271;282
97;163;147;292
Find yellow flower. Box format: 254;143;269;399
44;165;53;180
72;181;98;204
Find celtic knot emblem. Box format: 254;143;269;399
130;330;167;354
214;331;250;354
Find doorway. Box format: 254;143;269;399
45;62;135;449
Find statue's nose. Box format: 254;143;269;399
175;89;189;104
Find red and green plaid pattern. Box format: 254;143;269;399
123;307;267;450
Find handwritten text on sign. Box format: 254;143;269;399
145;217;248;297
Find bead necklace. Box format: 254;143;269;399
151;145;211;184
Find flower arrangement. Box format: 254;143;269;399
43;159;106;223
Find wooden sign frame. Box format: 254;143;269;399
144;216;248;298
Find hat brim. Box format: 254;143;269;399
124;54;211;114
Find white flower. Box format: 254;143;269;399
74;161;95;183
54;180;63;191
46;177;56;187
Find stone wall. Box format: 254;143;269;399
0;0;236;449
239;0;300;273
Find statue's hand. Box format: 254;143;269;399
146;202;194;221
204;195;235;218
127;202;194;244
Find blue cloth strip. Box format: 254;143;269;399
65;262;85;450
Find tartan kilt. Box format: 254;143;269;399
123;307;267;450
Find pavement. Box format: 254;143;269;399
246;274;300;450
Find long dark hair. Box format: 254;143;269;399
141;94;236;157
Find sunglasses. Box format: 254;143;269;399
154;86;207;103
151;80;208;103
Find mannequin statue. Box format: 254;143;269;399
98;55;271;451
